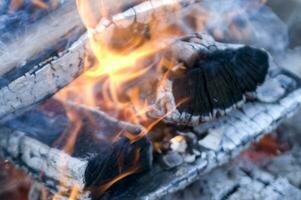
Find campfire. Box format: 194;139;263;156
1;0;301;199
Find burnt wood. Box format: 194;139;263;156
0;68;300;199
0;0;200;122
0;101;152;199
103;69;301;200
0;0;84;76
172;46;269;116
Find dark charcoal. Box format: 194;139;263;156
85;135;152;198
172;46;269;116
58;107;152;198
3;100;153;199
5;98;68;145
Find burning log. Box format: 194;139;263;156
149;33;271;126
1;1;300;199
0;67;300;199
0;0;279;128
0;0;84;75
103;69;301;200
0;100;152;199
0;0;214;121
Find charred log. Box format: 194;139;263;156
104;69;301;200
0;68;299;199
0;0;200;122
149;34;288;126
0;100;152;199
0;0;84;76
172;46;269;116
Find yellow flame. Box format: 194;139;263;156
54;0;192;197
9;0;58;11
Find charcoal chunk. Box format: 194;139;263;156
85;135;152;197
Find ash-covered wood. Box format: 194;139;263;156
0;0;214;122
0;0;84;76
103;70;301;200
166;162;301;200
0;34;87;122
0;69;299;200
167;110;301;200
0;101;152;199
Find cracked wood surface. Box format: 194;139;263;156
0;35;87;122
0;102;152;198
0;0;84;76
0;0;207;121
0;70;300;199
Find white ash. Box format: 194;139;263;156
256;74;296;103
170;136;188;153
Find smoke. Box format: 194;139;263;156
0;0;58;45
200;0;289;52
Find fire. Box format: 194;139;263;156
53;0;271;198
54;0;190;197
52;0;217;197
56;0;185;122
9;0;58;11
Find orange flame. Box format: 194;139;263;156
54;0;198;197
9;0;58;11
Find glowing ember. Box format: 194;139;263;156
241;134;289;163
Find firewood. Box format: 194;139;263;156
0;100;152;199
148;34;270;126
0;68;300;199
0;0;204;121
104;71;301;200
0;0;84;76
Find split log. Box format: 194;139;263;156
0;100;152;199
0;0;204;121
0;68;301;199
0;0;84;76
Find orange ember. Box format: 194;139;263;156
241;134;289;163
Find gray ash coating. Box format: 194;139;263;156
172;46;269;116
